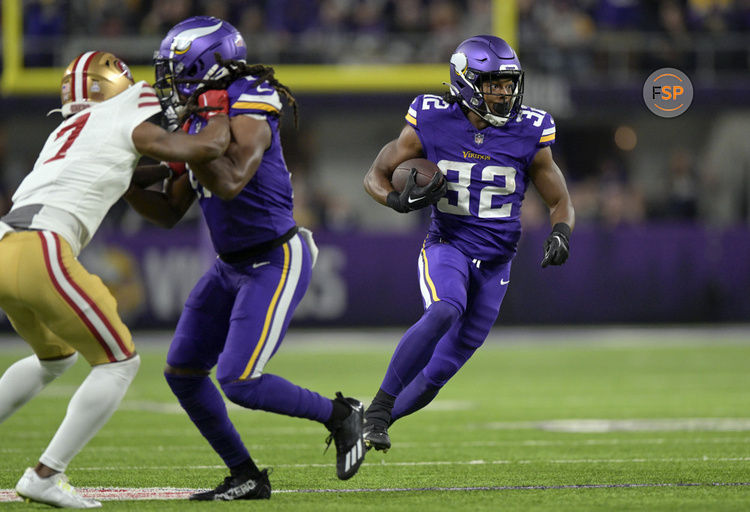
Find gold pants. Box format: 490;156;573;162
0;231;134;365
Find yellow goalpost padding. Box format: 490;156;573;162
1;0;516;95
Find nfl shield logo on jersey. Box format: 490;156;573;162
474;133;484;145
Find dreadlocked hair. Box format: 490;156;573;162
178;53;299;128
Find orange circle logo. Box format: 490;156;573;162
643;68;693;118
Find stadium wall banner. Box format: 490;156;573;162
0;225;748;330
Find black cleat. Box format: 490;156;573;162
325;392;365;480
190;469;271;501
363;421;391;452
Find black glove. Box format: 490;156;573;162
386;169;447;213
541;223;571;268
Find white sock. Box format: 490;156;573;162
39;355;140;472
0;353;78;424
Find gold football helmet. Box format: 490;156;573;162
60;51;135;117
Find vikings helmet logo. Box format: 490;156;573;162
172;21;223;55
450;52;468;76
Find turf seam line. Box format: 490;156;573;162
4;455;745;472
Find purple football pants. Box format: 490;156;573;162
381;239;511;422
165;234;332;468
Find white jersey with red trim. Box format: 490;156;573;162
8;81;161;256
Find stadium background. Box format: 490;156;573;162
1;0;749;329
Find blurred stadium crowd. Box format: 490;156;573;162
18;0;750;69
2;0;750;231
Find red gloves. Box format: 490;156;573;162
163;161;187;177
164;121;191;176
196;89;229;120
164;90;229;176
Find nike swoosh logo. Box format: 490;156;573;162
500;279;510;285
407;196;422;204
252;261;270;269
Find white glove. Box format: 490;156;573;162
298;227;318;268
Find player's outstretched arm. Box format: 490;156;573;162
529;146;575;267
364;124;424;207
130;164;172;188
131;114;230;165
187;115;270;201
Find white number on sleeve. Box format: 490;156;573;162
422;95;450;110
517;107;545;127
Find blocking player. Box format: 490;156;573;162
0;51;230;508
362;35;575;451
124;16;365;500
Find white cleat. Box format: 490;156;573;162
15;467;101;508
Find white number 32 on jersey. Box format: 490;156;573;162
436;160;517;219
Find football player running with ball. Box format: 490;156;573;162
0;52;230;508
362;35;575;452
124;17;365;500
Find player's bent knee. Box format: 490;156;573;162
38;352;78;381
163;367;208;391
93;354;140;385
425;300;461;326
164;364;209;377
221;378;262;409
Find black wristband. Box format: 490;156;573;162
387;191;408;213
551;222;571;240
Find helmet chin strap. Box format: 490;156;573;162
485;104;513;126
471;104;509;127
454;85;512;127
484;112;509;127
444;82;512;127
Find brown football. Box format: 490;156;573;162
391;158;443;192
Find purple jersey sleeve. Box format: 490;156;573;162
405;96;421;128
515;106;556;148
226;76;283;118
404;94;449;158
538;113;556;147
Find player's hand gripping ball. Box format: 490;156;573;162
387;158;447;213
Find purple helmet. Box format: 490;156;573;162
448;35;524;126
154;16;246;110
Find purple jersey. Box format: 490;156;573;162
185;77;296;255
406;94;556;264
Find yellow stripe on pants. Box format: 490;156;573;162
239;243;290;380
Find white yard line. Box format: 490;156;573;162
2;481;750;502
477;418;750;432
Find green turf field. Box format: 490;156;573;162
1;327;749;510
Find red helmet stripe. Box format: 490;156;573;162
68;53;85;103
73;51;98;101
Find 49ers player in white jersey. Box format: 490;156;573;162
0;51;229;508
